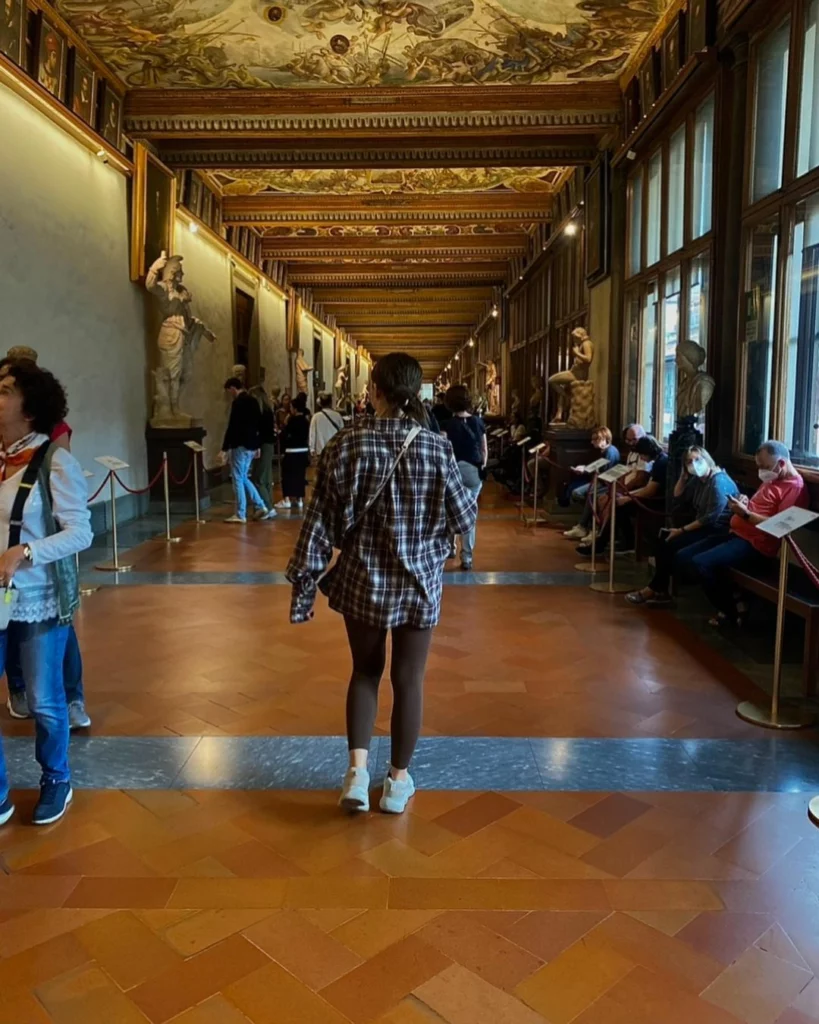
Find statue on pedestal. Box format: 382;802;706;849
548;327;594;426
146;252;215;428
676;339;715;419
295;349;313;395
334;366;350;412
483;359;501;415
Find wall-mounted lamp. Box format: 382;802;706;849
455;353;460;361
189;221;199;234
468;338;475;347
491;305;499;318
564;222;578;237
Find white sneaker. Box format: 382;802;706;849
296;499;304;510
580;532;594;544
563;525;587;540
380;772;416;814
224;515;246;524
251;507;269;521
339;767;370;813
261;508;278;520
274;499;291;509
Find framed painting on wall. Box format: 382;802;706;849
130;142;177;281
688;0;713;54
0;0;26;67
584;156;609;285
67;48;96;124
35;12;66;100
638;50;658;114
187;173;203;218
661;14;685;90
97;79;122;150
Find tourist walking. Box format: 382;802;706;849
441;384;486;570
221;377;273;524
277;392;311;510
287;352;477;814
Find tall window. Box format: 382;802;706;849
797;0;819;177
667;127;686;254
692;95;715;238
783;191;819;462
628;171;643;276
750;19;791;203
741;218;779;452
624;292;641;423
640;282;659;433
688;253;710;352
646;151;662;266
661;269;682;441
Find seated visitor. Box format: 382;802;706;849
577;433;667;556
563;426;620;541
0;363;93;827
626;446;739;606
689;440;808;627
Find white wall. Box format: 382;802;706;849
259;283;288;396
0;84;148;495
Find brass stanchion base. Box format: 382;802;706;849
575;561;601;573
736;700;815;729
808;797;819;827
94;562;134;573
590;581;633;594
79;585;100;596
154;535;182;544
523;515;549;528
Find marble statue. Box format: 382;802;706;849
146;252;215;428
480;359;500;416
676;339;715;418
529;375;544;414
548;327;594;425
334;366;350;412
295;348;313;395
231;364;247;386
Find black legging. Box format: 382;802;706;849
344;616;433;770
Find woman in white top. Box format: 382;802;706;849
0;363;92;827
309;392;345;458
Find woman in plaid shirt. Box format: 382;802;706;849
287;353;477;815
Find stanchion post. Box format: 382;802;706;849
95;470;133;572
575;470;601;573
156;452;182;544
737;535;814;729
193;449;205;524
590;470;633;594
524;443;548;527
516;436;531;523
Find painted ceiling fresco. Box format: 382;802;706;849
214;168;564;195
55;0;666;89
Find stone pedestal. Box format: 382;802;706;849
145;424;209;513
567;381;597;429
544;427;595;500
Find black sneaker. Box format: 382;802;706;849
33;781;73;826
0;797;15;826
614;543;636;555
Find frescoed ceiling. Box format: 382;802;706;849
213;167;565;196
56;0;666;90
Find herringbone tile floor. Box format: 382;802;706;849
2;493;818;1022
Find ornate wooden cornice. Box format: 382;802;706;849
309;286;496;303
224;193;552;225
287;264;508;286
261;236;528;259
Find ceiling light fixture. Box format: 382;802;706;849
564;222;578;237
468;338;475;347
491;305;499;318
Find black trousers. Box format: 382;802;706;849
648;528;720;593
282;452;309;498
344;617;433;770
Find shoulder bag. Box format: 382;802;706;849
0;441;51;630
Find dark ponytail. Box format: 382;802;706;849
371;352;426;426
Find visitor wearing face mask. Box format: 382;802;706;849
626;446;738;606
576;434;667;556
689;440;808;626
563;426;620;542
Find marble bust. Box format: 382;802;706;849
676;339;715;419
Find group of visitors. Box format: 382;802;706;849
558;423;808;627
0;349;93;827
221;379;347;522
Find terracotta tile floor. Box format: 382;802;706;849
2;493;818;1021
0;790;817;1022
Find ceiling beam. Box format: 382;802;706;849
309;286;497;303
287;263;509;285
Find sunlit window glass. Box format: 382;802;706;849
646;151;662;266
751;20;790;203
692;94;714;238
797;0;819;177
627;171;643;276
667;128;685;254
640;281;659;434
661;268;681;442
741;218;779;452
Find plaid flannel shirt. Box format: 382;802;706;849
286;416;478;629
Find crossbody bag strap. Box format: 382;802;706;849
320;409;343;436
8;442;51;549
345;424;422;539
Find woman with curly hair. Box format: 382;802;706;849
0;363;92;826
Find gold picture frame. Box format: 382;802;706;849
130;142;177;281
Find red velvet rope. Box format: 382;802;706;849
168;463;193;487
787;536;819;591
112;463;165;495
86;471;112;503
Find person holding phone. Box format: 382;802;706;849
626;446;738;606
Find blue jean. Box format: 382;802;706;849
229;447;266;519
6;623;83;703
559;477;591;508
0;619;71;801
457;462;482;564
678;534;771;615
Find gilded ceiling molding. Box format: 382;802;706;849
124;110;621;134
262;245;526;258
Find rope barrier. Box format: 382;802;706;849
87;471;112;504
112;462;165;495
787;536;819;591
168;463;193;487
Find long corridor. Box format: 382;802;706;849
1;494;818;1024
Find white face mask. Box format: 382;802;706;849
690;460;708;478
758;468;779;484
638;459;654;472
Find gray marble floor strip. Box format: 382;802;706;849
3;735;819;792
78;570;592;588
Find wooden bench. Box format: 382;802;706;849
728;565;819;697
